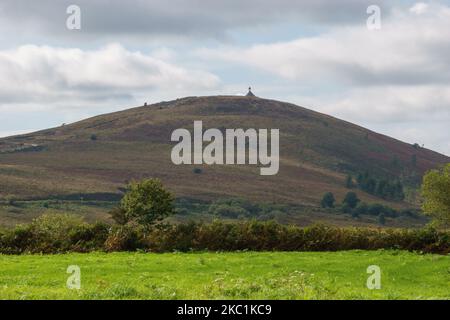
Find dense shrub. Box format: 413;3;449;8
68;222;110;252
0;217;449;254
0;214;110;254
209;204;249;218
207;198;288;219
366;203;398;217
104;225;144;252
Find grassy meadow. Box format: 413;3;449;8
0;250;448;300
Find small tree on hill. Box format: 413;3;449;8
421;164;450;227
345;174;354;188
115;178;175;228
343;192;360;209
321;192;335;208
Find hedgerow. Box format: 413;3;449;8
0;214;448;254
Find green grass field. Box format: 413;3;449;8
0;250;448;300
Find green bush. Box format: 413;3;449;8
0;225;34;254
0;214;86;253
208;198;261;217
210;204;249;218
366;203;398;217
68;222;110;252
104;225;144;252
144;221;449;254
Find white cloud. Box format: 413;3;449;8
196;3;450;155
317;85;450;123
200;3;450;86
0;43;220;111
410;2;429;14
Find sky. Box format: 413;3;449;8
0;0;449;156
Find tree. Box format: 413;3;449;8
343;192;360;209
421;164;450;226
321;192;335;208
356;173;363;185
109;207;129;225
345;174;354;189
118;179;175;227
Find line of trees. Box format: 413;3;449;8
320;191;413;225
345;172;405;201
324;162;450;227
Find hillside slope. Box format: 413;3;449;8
0;95;448;211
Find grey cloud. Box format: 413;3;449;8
0;0;394;41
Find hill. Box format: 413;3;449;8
0;95;448;226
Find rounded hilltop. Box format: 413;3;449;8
0;93;448;212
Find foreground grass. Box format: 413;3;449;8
0;250;448;300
